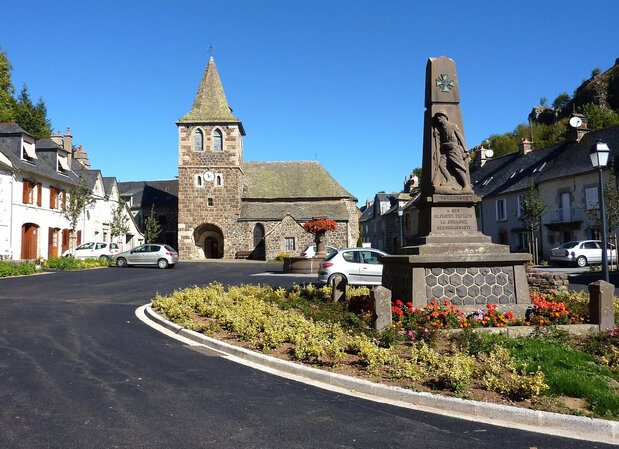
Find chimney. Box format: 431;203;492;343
73;144;91;169
50;130;63;146
519;138;533;155
63;126;73;167
568;113;589;142
475;146;493;166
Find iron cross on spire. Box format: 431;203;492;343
209;44;214;58
436;74;455;92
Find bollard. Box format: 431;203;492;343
589;280;615;331
371;286;392;332
331;275;347;303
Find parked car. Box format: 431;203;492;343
62;242;121;260
317;248;388;286
112;244;178;269
299;244;337;258
550;240;616;267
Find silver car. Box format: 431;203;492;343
550;240;616;267
113;244;178;269
317;248;388;286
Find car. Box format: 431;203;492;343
550;240;616;267
317;247;389;286
299;244;337;258
112;244;179;269
62;241;121;260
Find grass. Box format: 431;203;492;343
464;332;619;418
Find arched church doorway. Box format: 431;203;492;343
251;223;265;260
21;223;39;259
193;223;224;259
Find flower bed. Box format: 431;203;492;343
151;283;619;419
44;257;111;270
0;261;40;277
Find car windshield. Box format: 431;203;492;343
558;241;579;249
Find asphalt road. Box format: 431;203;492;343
0;262;613;448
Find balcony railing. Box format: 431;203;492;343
543;207;579;224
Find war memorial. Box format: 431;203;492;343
382;57;532;312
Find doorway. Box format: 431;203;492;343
21;223;39;259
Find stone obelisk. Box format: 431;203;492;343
381;57;531;313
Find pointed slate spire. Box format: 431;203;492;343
178;56;240;124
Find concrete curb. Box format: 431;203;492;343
139;304;618;445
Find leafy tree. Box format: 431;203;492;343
110;199;130;244
413;167;422;183
62;176;94;251
591;68;601;77
552;92;571;109
0;47;51;138
578;103;619;130
144;204;162;243
519;179;547;263
585;170;619;237
539;97;547;106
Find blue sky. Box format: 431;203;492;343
2;0;618;206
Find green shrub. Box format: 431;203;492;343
0;261;39;277
44;257;111;270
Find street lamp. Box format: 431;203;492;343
589;139;611;282
398;204;404;253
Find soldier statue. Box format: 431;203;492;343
431;111;473;194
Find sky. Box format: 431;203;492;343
1;0;618;206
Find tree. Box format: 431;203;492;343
552;92;571;109
591;68;601;77
62;175;94;251
0;46;17;123
413;167;422;183
144;204;162;243
110;199;130;244
539;97;547;106
578;103;619;131
585;170;619;238
519;179;547;263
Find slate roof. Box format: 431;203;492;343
177;57;244;132
239;201;351;221
73;169;101;191
471;125;619;198
0;123;79;186
242;161;357;201
102;177;117;196
117;180;179;208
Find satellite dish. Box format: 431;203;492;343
484;149;494;158
203;171;215;182
569;116;582;128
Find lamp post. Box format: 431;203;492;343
589;139;611;283
397;204;404;254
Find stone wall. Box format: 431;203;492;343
527;269;569;295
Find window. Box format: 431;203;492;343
22;180;34;204
342;251;361;263
496;199;506;221
583;241;600;249
213;129;223;151
207;198;213;206
585;187;598;210
516;232;527;250
77;243;94;250
285;237;295;252
361;251;381;264
517;195;523;218
194;129;203;151
57;153;70;173
21;139;37;162
95;243;107;250
498;231;508;245
195;175;203;187
533;161;546;173
216;175;222;186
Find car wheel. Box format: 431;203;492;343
327;273;347;287
116;257;127;268
157;258;169;269
99;255;110;261
576;256;587;267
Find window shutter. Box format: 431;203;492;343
23;181;29;204
50;187;57;209
37;183;42;206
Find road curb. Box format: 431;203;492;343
140;305;618;445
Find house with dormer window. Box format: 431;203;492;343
471;116;619;261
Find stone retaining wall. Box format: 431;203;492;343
527;269;569;295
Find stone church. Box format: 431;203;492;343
177;57;359;260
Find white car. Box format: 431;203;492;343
317;248;388;286
63;242;121;260
299;245;337;258
550;240;616;267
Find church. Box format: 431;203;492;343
176;57;359;260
